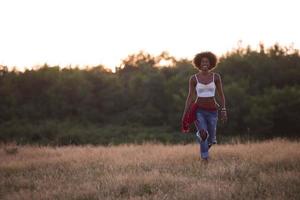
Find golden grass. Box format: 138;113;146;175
1;138;300;200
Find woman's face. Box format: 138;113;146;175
200;57;210;71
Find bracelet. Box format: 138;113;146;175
221;108;226;111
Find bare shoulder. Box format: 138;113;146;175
213;72;222;81
189;74;197;85
189;74;197;81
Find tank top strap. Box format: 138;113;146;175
195;74;199;83
213;73;215;82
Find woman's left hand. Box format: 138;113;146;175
220;110;227;123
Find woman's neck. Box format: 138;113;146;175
200;71;210;76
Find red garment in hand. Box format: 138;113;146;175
181;103;199;133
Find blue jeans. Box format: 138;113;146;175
194;109;218;159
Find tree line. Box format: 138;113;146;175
0;44;299;145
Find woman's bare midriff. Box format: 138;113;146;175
195;97;218;110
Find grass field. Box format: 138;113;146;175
1;138;300;200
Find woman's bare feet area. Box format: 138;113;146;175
201;157;209;165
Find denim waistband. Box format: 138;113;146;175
197;107;218;112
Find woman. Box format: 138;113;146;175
182;51;227;161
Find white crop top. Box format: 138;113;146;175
195;73;216;97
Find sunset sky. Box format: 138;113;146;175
0;0;299;71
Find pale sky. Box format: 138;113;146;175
0;0;299;71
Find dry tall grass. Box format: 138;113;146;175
1;139;300;200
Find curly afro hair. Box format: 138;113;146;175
193;51;217;70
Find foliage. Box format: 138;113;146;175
0;44;300;144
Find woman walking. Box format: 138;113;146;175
181;52;227;161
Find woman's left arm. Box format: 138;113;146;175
215;73;227;123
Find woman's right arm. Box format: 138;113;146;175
182;75;196;118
